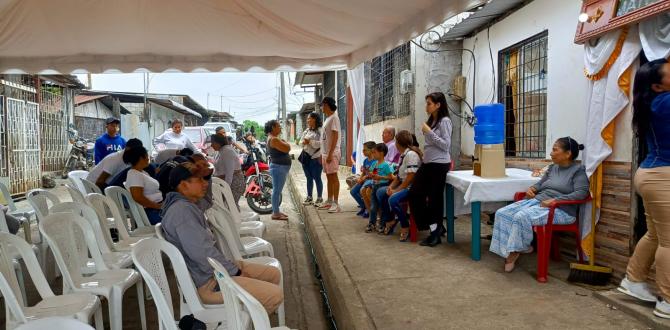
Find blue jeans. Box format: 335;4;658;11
270;163;291;214
301;157;323;198
368;184;389;225
145;208;162;225
350;183;365;209
389;188;410;228
376;187;392;224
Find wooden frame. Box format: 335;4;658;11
575;0;670;44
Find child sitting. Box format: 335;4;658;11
350;141;377;217
361;143;393;233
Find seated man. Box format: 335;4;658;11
160;163;283;313
87;138;143;190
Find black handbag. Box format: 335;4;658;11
298;148;319;165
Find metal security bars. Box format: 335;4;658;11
40;87;70;173
364;43;411;125
6;98;42;194
498;31;548;158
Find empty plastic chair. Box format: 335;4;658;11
67;170;89;196
211;179;265;238
212;177;261;222
0;181;35;243
65;184;87;204
206;206;274;258
39;212;146;330
81;178;103;195
15;317;96;330
0;233;104;330
104;186;154;236
86;193;152;252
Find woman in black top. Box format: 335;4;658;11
265;120;292;220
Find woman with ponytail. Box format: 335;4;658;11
375;130;422;241
618;58;670;319
409;92;453;247
489;137;589;273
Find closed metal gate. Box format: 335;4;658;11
40;88;70;173
6;98;41;194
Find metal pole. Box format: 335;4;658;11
280;72;287;140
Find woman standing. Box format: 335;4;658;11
618;58;670;319
152;119;199;153
265;120;292;221
300;112;324;206
123;146;163;224
409;92;452;247
377;130;422;241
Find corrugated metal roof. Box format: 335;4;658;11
440;0;527;41
74;94;106;105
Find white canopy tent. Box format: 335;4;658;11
0;0;483;73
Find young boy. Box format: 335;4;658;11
346;141;377;189
361;143;393;233
349;142;377;216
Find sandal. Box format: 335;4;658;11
365;223;375;233
383;220;398;235
399;228;409;242
504;252;521;273
271;214;289;221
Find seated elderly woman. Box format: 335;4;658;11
489;137;590;272
123;146;164;224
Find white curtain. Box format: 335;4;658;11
639;12;670;60
347;64;366;172
584;29;624;75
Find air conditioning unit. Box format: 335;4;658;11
400;69;414;94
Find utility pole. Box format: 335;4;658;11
280;72;287;140
220;95;223;112
207;93;210;110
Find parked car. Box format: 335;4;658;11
151;126;215;160
204;121;236;141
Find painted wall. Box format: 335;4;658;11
459;0;631;162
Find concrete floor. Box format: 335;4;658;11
1;180;329;330
287;162;650;330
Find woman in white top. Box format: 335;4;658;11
123;146;163;224
152;119;199;153
377;130;422;242
299;112;323;205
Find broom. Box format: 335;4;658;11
567;166;612;285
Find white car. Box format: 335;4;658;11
204;122;236;142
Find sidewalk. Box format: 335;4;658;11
287;161;648;330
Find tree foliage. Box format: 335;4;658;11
242;120;266;140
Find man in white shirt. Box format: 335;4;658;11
383;126;400;165
317;97;342;213
87;138;143;189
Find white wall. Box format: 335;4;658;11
362;117;413;145
460;0;609;160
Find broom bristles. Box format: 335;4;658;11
567;263;613;286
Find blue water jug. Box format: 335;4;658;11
474;103;504;145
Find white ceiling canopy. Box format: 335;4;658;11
0;0;483;73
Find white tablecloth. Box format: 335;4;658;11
447;169;541;215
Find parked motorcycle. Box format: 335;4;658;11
61;128;94;178
242;140;277;214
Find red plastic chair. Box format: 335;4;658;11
513;192;591;283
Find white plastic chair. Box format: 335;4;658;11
15;317;95;330
26;189;61;276
39;212;147;330
65;184;87;204
0;210;37;305
154;223;165;240
212;177;261;222
67;170;89;196
50;202;134;271
81;178;103;195
131;238;236;327
104;186;154;236
0;181;35;243
211;179;266;238
86;193;152;250
0;232;104;330
208;258;290;330
206;205;285;326
206;206;274;258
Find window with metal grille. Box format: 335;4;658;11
498;31;548;158
364;43;411;125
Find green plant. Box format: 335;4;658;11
242;120;266;140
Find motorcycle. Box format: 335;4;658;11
241;140;277;214
62;127;94;178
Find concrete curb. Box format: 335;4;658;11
593;290;670;329
287;164;376;330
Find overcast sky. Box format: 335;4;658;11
75;72;313;124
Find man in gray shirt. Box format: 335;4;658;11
160;163;283;312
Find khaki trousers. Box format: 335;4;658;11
233;261;283;313
627;167;670;301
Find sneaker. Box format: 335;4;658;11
617;277;657;302
315;197;323;205
365;223;375;233
356;209;366;216
655;298;670;319
302;197;313;205
327;203;341;213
